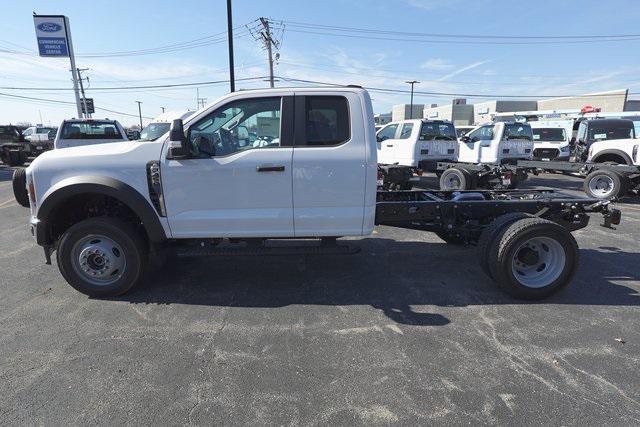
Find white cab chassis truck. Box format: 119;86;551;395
376;119;458;190
437;122;535;191
13;87;620;300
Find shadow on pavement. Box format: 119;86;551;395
108;238;639;326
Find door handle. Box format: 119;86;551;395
257;165;285;172
386;144;394;147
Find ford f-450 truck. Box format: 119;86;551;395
17;87;620;299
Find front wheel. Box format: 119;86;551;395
57;217;148;297
488;218;579;300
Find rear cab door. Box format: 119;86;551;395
292;90;373;236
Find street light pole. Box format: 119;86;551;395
226;0;235;92
405;80;419;119
135;101;143;129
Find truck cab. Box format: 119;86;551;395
54;119;129;149
376;119;458;171
530;121;571;161
576;119;637;164
22;126;56;156
458;122;533;164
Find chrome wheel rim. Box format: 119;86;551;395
511;236;565;288
588;175;615;197
71;234;126;286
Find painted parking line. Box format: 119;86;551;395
0;198;16;208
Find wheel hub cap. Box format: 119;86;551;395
511;237;566;288
589;175;614;197
72;235;126;286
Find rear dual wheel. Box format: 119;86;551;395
479;217;578;299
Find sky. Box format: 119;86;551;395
2;0;640;126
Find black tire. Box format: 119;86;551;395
435;230;465;245
439;167;473;190
487;218;579;300
57;217;148;297
12;168;29;208
583;169;628;200
477;212;534;279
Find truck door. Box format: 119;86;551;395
161;95;295;238
459;125;493;163
292;94;367;236
375;122;400;164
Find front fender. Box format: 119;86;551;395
37;175;167;243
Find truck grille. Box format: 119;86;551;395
533;148;559;159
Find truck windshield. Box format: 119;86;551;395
419;122;457;140
139;123;171;141
61;121;122;140
504;124;533;140
532;128;566;142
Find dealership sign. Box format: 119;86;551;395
33;15;69;57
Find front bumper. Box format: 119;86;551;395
29;216;49;246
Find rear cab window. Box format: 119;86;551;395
419;122;457;141
61;121;123;140
503;124;533;140
303;96;350;146
588;123;634;142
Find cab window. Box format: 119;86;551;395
398;123;414;139
303;96;350;146
377;124;398;142
467;125;493;142
188;97;281;157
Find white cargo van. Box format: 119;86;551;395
530;121;571;161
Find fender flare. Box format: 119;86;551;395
591;149;632;165
38;175;166;243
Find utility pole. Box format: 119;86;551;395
226;0;235;92
161;107;165;113
259;18;275;88
196;88;207;109
405;80;419;119
135;101;143;129
77;68;90;118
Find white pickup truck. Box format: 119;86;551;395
54;118;129;149
376;119;458;172
15;87;619;300
437;122;534;190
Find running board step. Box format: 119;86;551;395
176;242;360;257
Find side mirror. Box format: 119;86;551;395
377;135;387;142
461;136;471;143
168;119;188;158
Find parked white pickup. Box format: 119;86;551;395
376;119;458;172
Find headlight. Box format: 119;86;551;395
560;146;570;152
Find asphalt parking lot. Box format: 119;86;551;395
0;164;638;425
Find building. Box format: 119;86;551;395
537;89;628;113
423;99;474;126
473;100;538;124
392;104;425;121
374;113;392;126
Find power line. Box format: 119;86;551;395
284;28;640;45
0;76;269;91
283;20;640;41
0;91;154;119
276;76;638;99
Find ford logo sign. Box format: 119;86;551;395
37;22;62;32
